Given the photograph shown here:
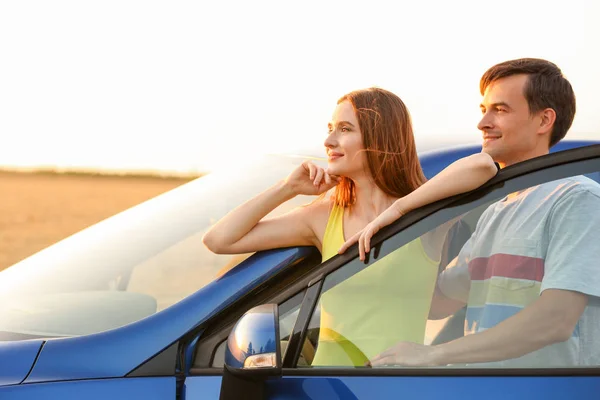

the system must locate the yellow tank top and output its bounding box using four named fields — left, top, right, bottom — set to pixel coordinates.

left=311, top=203, right=439, bottom=366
